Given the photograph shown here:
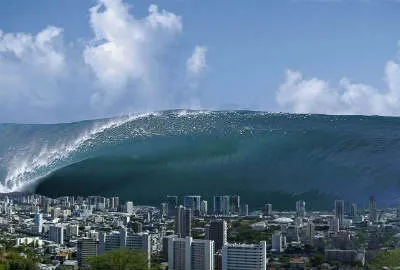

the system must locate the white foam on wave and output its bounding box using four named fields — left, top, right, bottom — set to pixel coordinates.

left=0, top=112, right=159, bottom=193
